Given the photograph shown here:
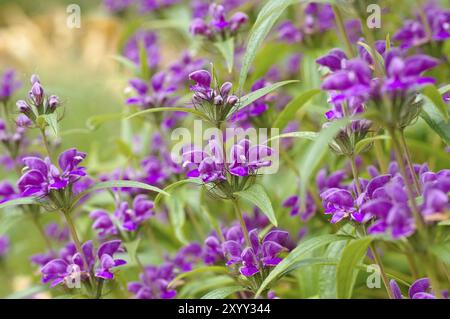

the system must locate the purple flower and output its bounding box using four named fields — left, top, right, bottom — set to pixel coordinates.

left=321, top=188, right=364, bottom=223
left=115, top=195, right=155, bottom=231
left=222, top=228, right=289, bottom=277
left=283, top=193, right=316, bottom=222
left=17, top=148, right=87, bottom=197
left=229, top=139, right=273, bottom=177
left=277, top=21, right=302, bottom=43
left=182, top=138, right=226, bottom=183
left=128, top=263, right=177, bottom=299
left=138, top=0, right=180, bottom=13
left=390, top=278, right=448, bottom=299
left=316, top=168, right=347, bottom=193
left=189, top=4, right=248, bottom=40
left=303, top=3, right=335, bottom=34
left=41, top=240, right=126, bottom=287
left=126, top=72, right=178, bottom=110
left=383, top=50, right=439, bottom=93
left=167, top=52, right=205, bottom=87
left=0, top=235, right=9, bottom=258
left=90, top=210, right=119, bottom=239
left=103, top=0, right=133, bottom=12
left=123, top=30, right=159, bottom=70
left=0, top=181, right=19, bottom=203
left=45, top=223, right=69, bottom=242
left=0, top=69, right=21, bottom=103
